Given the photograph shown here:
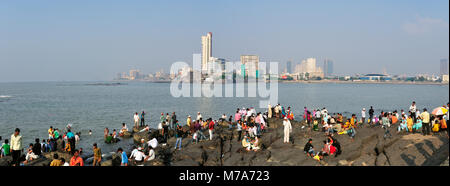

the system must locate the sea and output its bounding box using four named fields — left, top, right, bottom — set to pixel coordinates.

left=0, top=81, right=448, bottom=154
